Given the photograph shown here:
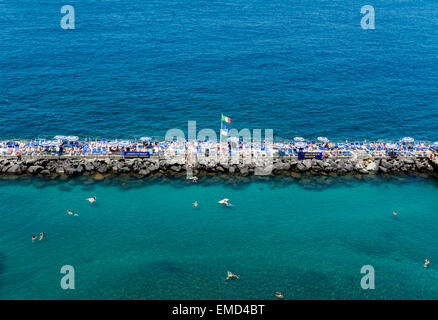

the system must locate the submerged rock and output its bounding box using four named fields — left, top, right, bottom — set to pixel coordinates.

left=92, top=173, right=105, bottom=181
